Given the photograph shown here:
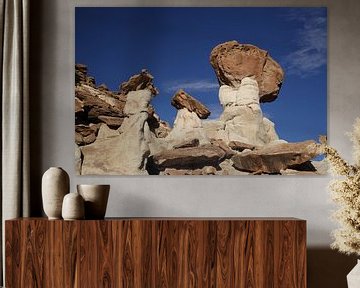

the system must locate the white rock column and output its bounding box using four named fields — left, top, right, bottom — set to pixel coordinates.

left=219, top=77, right=279, bottom=145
